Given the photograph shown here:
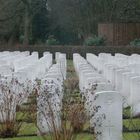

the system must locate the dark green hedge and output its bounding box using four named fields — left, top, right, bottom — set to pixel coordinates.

left=1, top=45, right=140, bottom=59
